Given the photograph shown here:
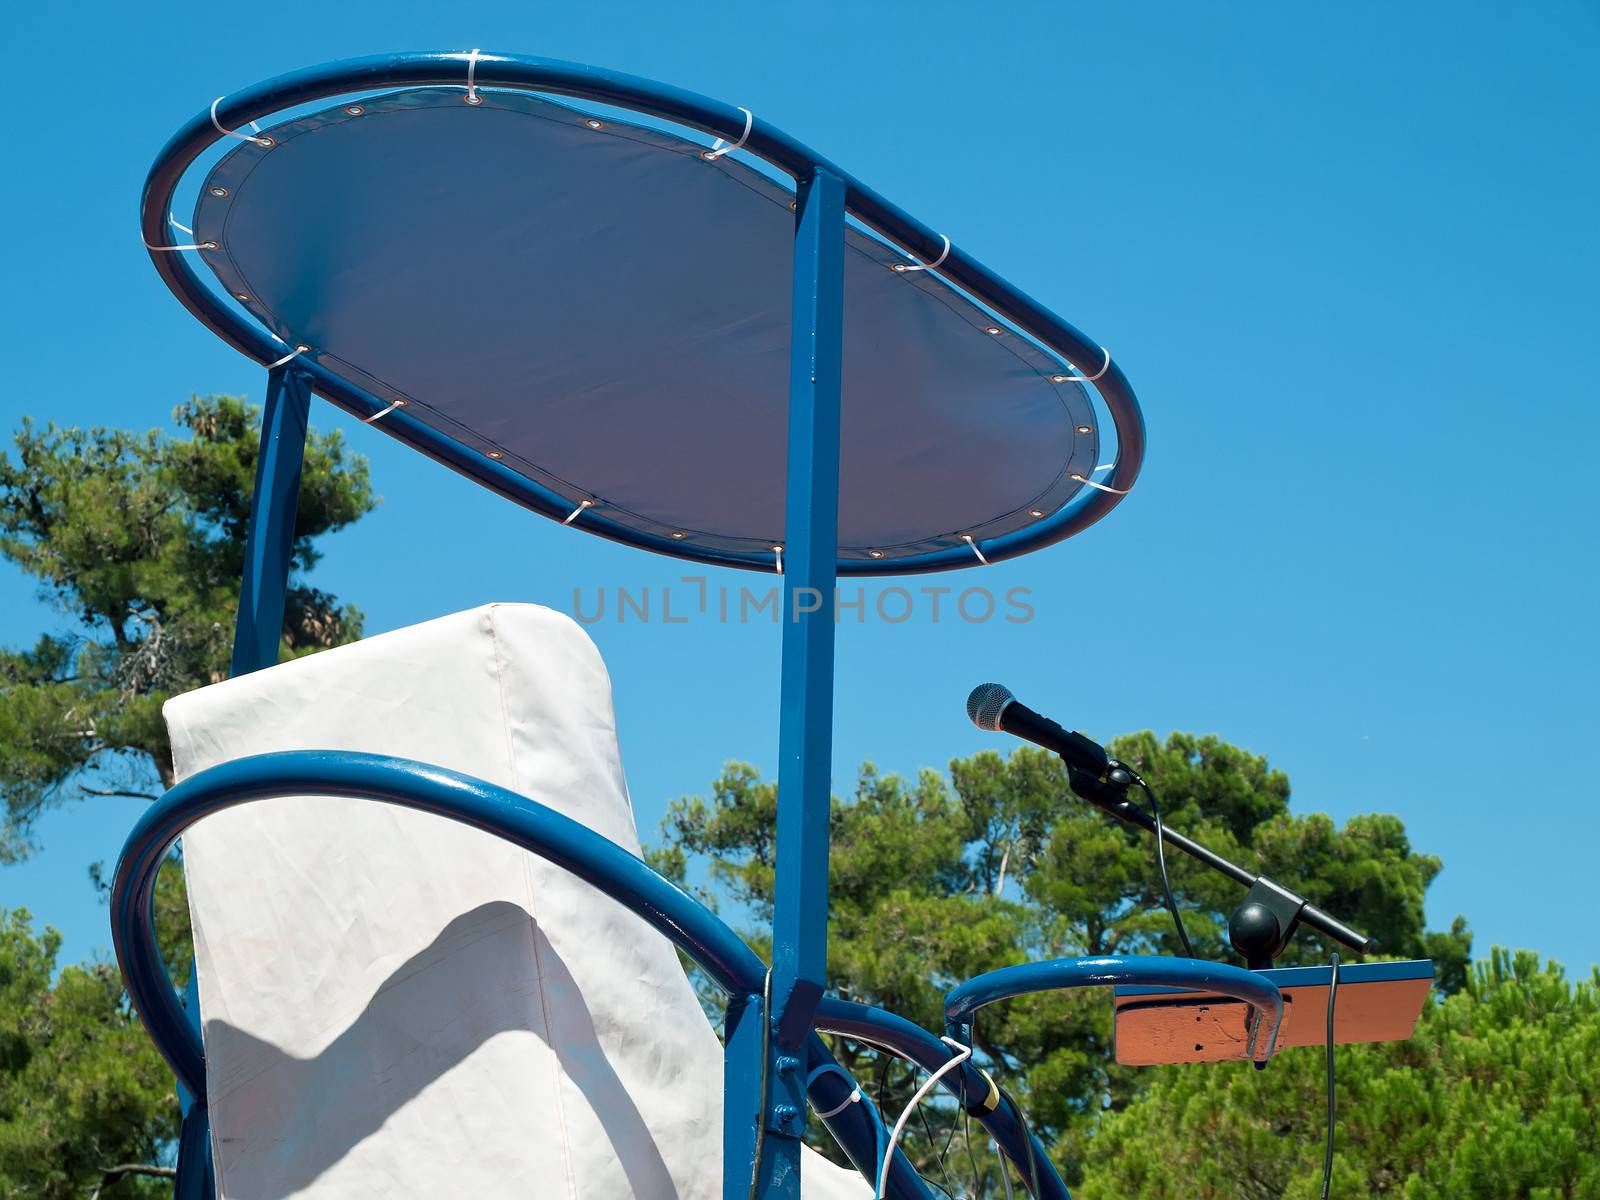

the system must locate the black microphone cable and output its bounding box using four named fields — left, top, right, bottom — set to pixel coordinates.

left=1321, top=953, right=1341, bottom=1200
left=1131, top=773, right=1194, bottom=959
